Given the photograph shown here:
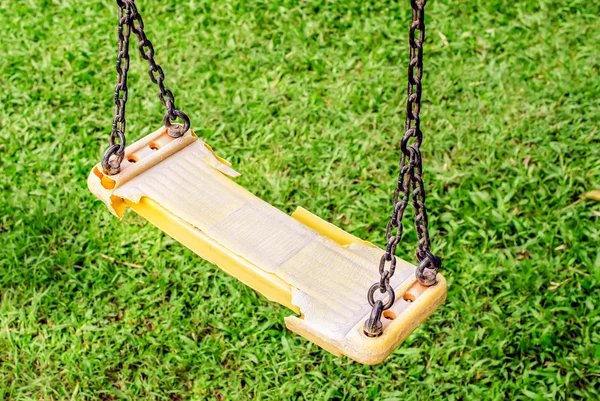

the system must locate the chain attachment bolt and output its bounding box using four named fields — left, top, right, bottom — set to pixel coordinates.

left=364, top=282, right=395, bottom=337
left=364, top=300, right=384, bottom=337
